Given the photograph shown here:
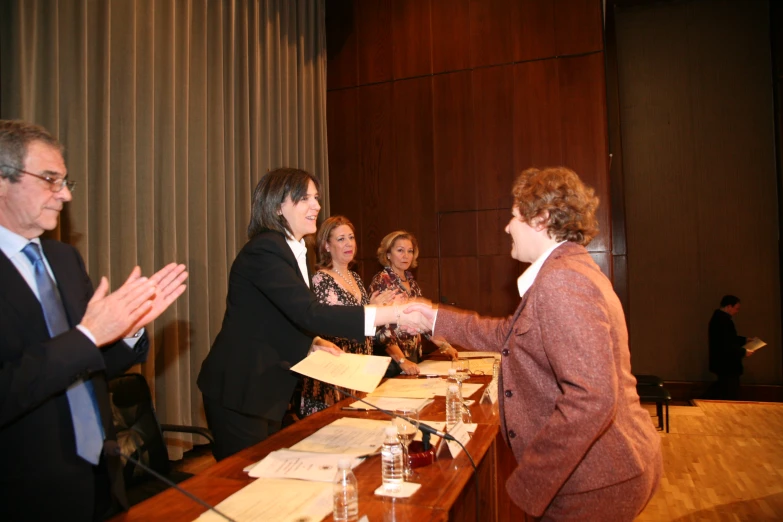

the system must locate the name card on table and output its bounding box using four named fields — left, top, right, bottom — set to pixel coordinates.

left=480, top=381, right=498, bottom=405
left=436, top=421, right=471, bottom=459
